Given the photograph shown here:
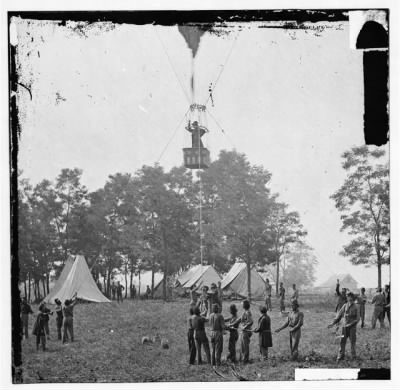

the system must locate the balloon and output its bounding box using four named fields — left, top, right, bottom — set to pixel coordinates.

left=178, top=25, right=206, bottom=58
